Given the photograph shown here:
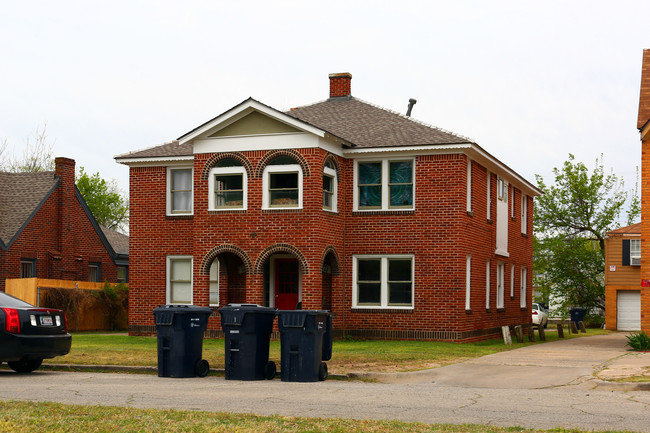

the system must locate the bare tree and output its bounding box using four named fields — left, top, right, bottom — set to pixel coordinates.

left=1, top=124, right=55, bottom=172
